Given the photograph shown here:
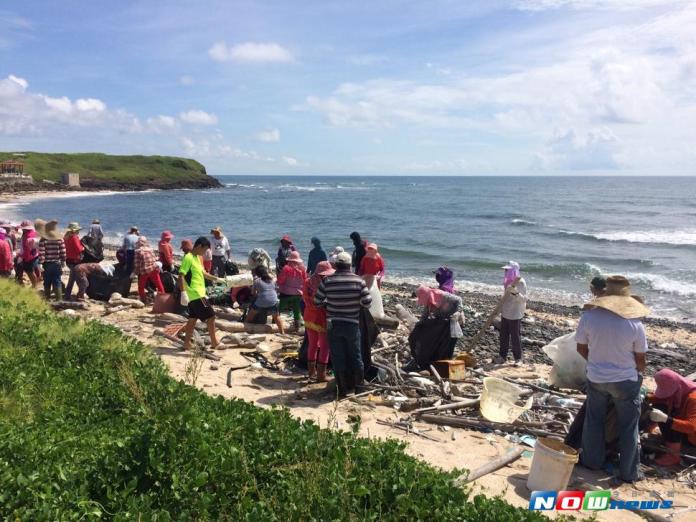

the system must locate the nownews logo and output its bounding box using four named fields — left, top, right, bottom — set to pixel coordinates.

left=529, top=491, right=673, bottom=511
